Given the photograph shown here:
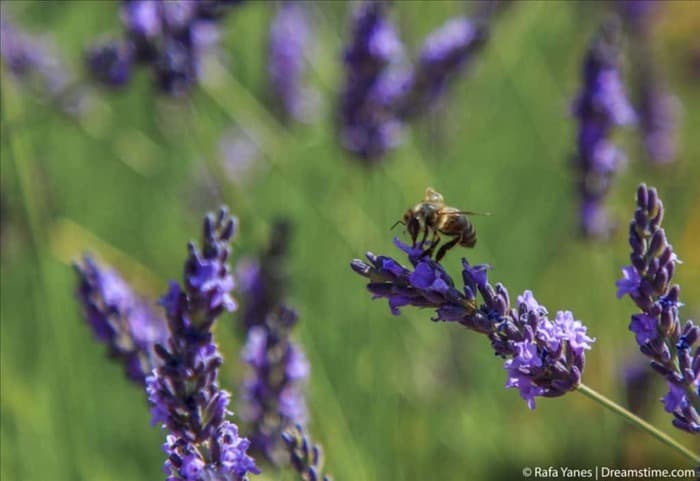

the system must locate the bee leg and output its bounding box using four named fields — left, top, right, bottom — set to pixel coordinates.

left=436, top=235, right=461, bottom=262
left=419, top=223, right=430, bottom=248
left=407, top=218, right=420, bottom=246
left=421, top=231, right=440, bottom=258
